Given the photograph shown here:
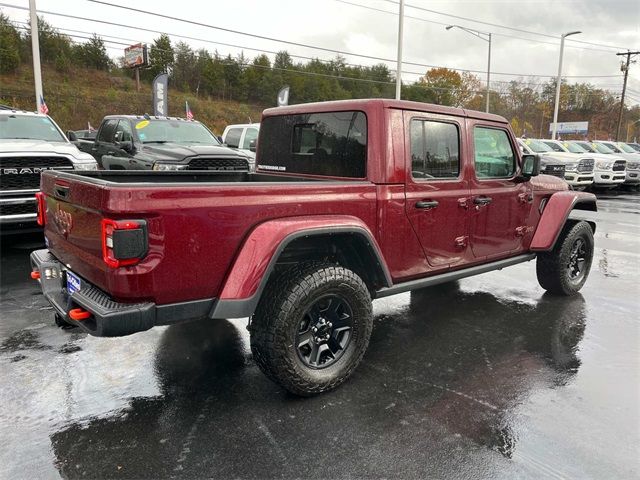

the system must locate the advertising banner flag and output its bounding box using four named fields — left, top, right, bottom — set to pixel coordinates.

left=152, top=73, right=169, bottom=116
left=277, top=86, right=290, bottom=107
